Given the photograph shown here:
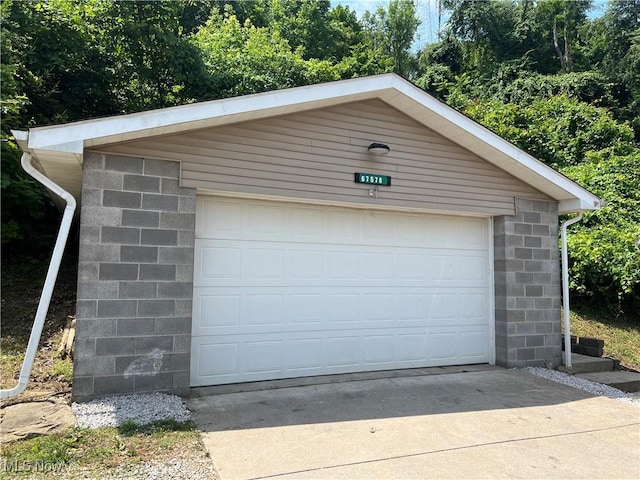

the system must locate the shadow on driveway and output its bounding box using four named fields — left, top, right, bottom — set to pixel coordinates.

left=188, top=367, right=640, bottom=479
